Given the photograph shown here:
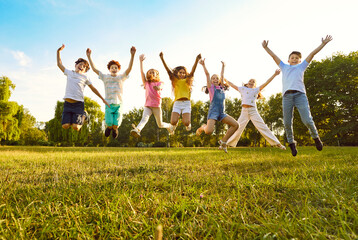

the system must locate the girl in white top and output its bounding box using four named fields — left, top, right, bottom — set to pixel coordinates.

left=226, top=69, right=286, bottom=149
